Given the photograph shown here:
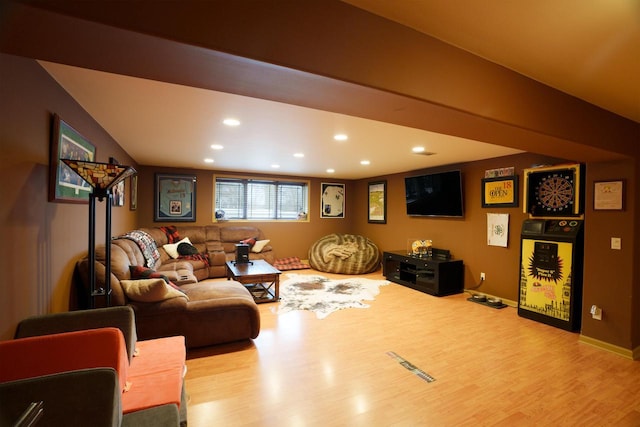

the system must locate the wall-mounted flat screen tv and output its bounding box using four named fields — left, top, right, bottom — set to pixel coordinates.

left=405, top=170, right=464, bottom=217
